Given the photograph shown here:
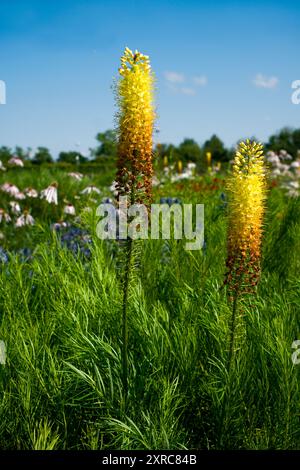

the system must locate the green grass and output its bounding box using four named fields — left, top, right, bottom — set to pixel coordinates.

left=0, top=171, right=300, bottom=449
